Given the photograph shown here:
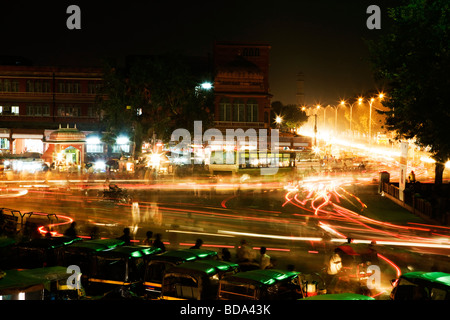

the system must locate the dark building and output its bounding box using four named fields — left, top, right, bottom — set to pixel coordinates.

left=0, top=64, right=103, bottom=155
left=213, top=41, right=272, bottom=133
